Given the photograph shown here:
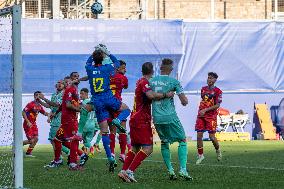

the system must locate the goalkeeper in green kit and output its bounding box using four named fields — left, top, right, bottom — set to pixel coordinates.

left=150, top=58, right=193, bottom=181
left=78, top=88, right=100, bottom=156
